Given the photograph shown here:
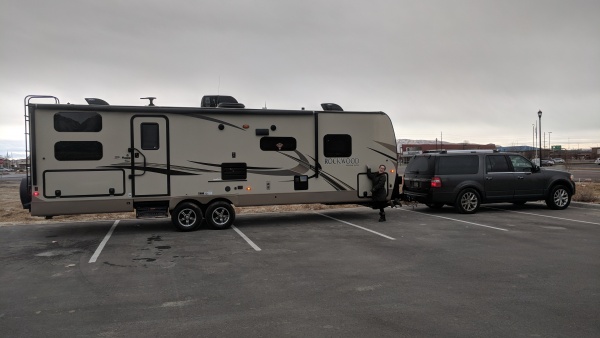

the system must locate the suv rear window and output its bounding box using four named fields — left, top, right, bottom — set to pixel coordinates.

left=406, top=155, right=435, bottom=175
left=437, top=155, right=479, bottom=175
